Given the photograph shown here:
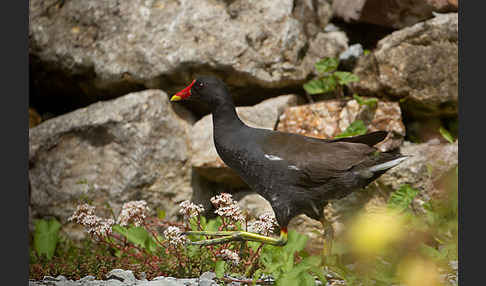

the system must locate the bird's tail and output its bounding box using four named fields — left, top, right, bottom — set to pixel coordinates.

left=367, top=155, right=409, bottom=173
